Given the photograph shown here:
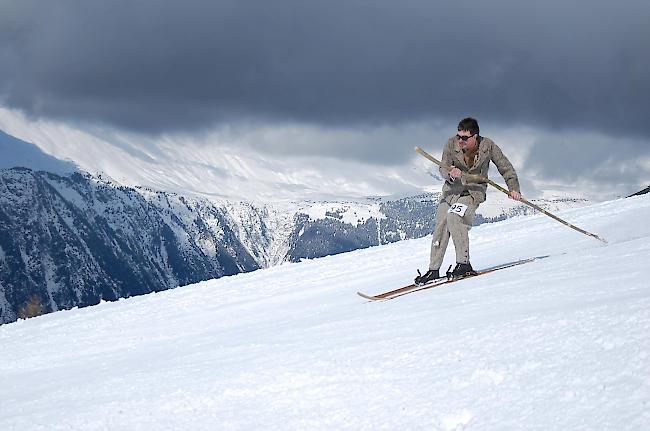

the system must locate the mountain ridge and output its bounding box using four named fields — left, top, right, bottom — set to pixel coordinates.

left=0, top=166, right=591, bottom=324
